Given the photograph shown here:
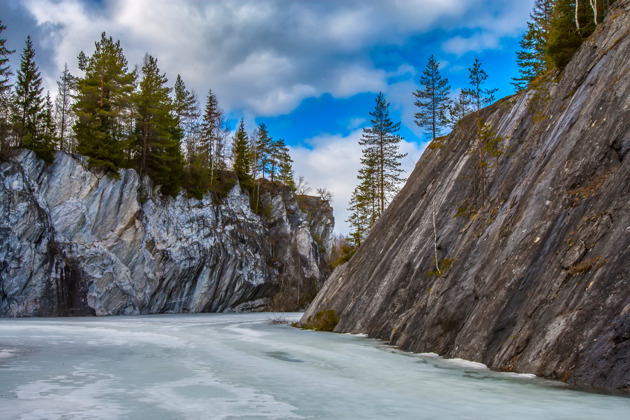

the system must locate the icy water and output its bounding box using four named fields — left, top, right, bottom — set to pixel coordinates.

left=0, top=313, right=628, bottom=419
